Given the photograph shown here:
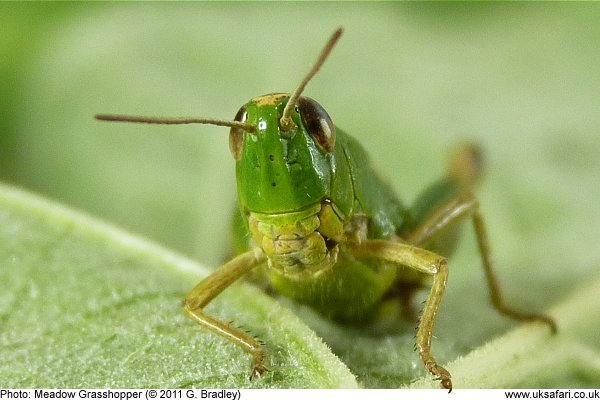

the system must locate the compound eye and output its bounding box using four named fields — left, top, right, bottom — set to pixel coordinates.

left=229, top=105, right=247, bottom=160
left=298, top=97, right=336, bottom=153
